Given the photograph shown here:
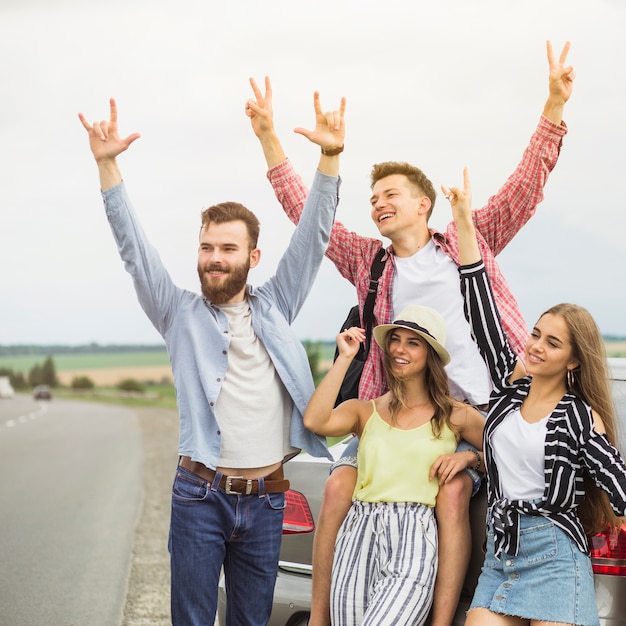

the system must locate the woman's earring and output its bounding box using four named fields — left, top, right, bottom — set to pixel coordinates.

left=567, top=368, right=575, bottom=389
